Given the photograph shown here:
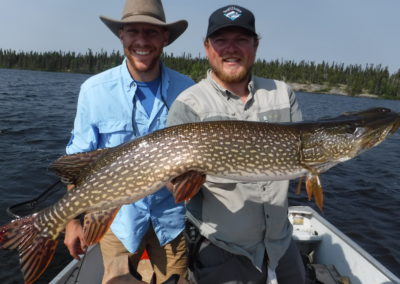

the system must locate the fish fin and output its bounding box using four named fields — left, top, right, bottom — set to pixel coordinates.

left=305, top=176, right=314, bottom=201
left=82, top=208, right=120, bottom=245
left=295, top=176, right=304, bottom=195
left=49, top=148, right=109, bottom=184
left=170, top=171, right=206, bottom=203
left=306, top=174, right=324, bottom=212
left=0, top=215, right=58, bottom=284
